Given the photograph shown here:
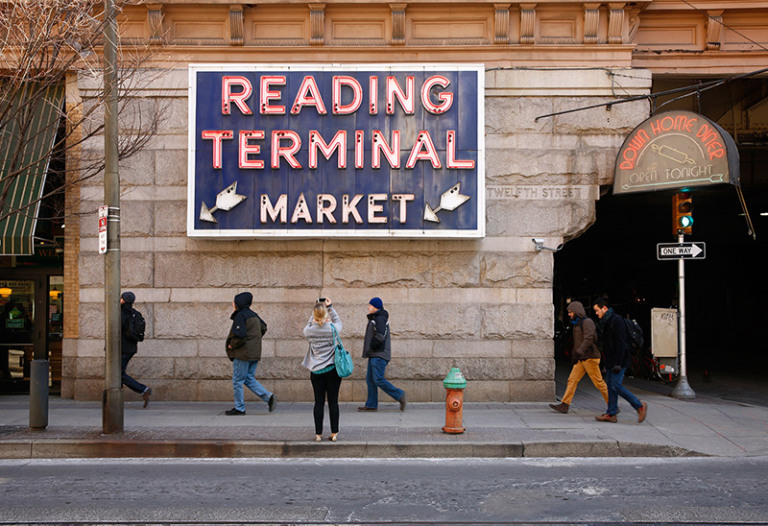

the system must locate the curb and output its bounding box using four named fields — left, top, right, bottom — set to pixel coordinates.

left=0, top=439, right=703, bottom=459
